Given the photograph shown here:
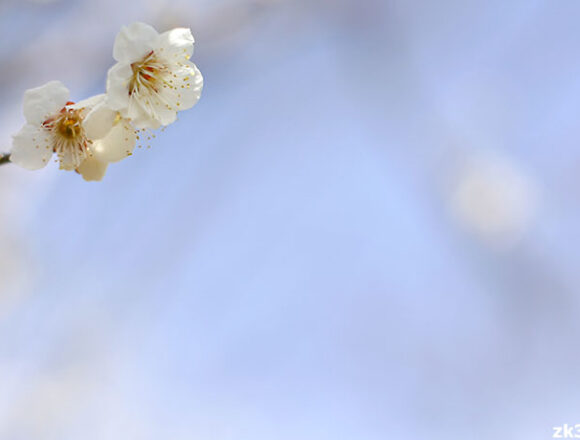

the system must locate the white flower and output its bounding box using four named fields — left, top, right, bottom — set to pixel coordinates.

left=11, top=81, right=137, bottom=181
left=106, top=22, right=203, bottom=129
